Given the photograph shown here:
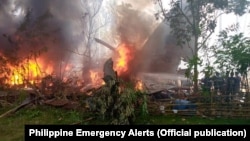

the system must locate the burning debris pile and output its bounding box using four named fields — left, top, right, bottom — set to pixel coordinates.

left=0, top=0, right=195, bottom=120
left=0, top=0, right=82, bottom=88
left=0, top=0, right=190, bottom=91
